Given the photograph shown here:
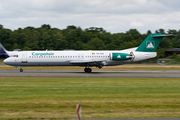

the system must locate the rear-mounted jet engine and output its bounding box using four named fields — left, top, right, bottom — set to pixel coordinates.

left=110, top=52, right=135, bottom=62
